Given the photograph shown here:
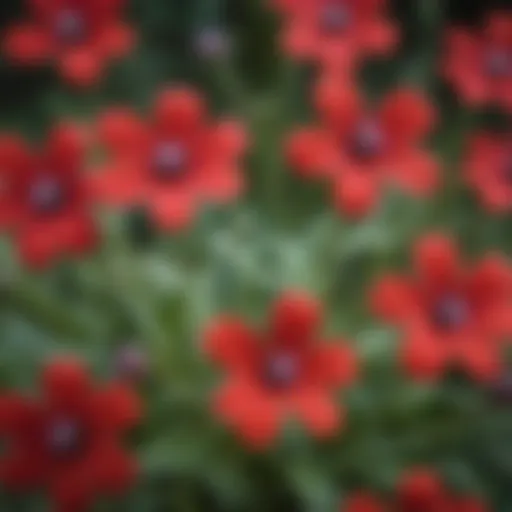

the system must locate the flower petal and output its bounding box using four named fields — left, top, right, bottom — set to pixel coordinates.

left=309, top=342, right=358, bottom=388
left=379, top=88, right=436, bottom=146
left=413, top=233, right=460, bottom=284
left=333, top=173, right=379, bottom=218
left=3, top=24, right=53, bottom=65
left=291, top=388, right=341, bottom=438
left=60, top=49, right=103, bottom=88
left=154, top=88, right=206, bottom=134
left=203, top=316, right=259, bottom=372
left=370, top=274, right=417, bottom=322
left=270, top=290, right=322, bottom=347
